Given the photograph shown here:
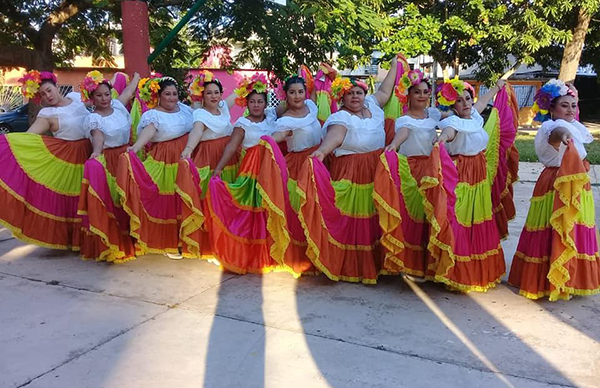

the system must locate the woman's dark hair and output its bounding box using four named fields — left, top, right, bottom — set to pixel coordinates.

left=204, top=79, right=223, bottom=93
left=284, top=76, right=305, bottom=92
left=40, top=79, right=57, bottom=87
left=158, top=78, right=178, bottom=95
left=93, top=81, right=113, bottom=93
left=247, top=90, right=267, bottom=101
left=408, top=78, right=432, bottom=94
